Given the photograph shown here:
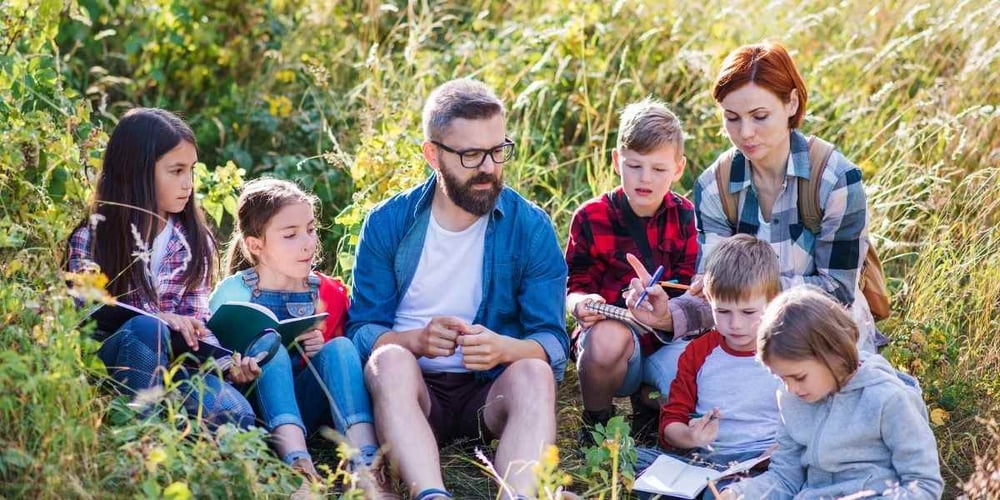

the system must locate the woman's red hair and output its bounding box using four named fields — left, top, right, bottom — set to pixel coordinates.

left=713, top=42, right=808, bottom=129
